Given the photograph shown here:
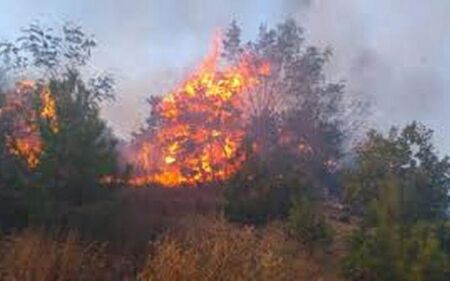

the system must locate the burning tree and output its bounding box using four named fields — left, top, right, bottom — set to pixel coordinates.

left=0, top=81, right=58, bottom=169
left=128, top=37, right=272, bottom=187
left=128, top=19, right=353, bottom=194
left=222, top=19, right=350, bottom=223
left=227, top=19, right=345, bottom=181
left=0, top=23, right=118, bottom=229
